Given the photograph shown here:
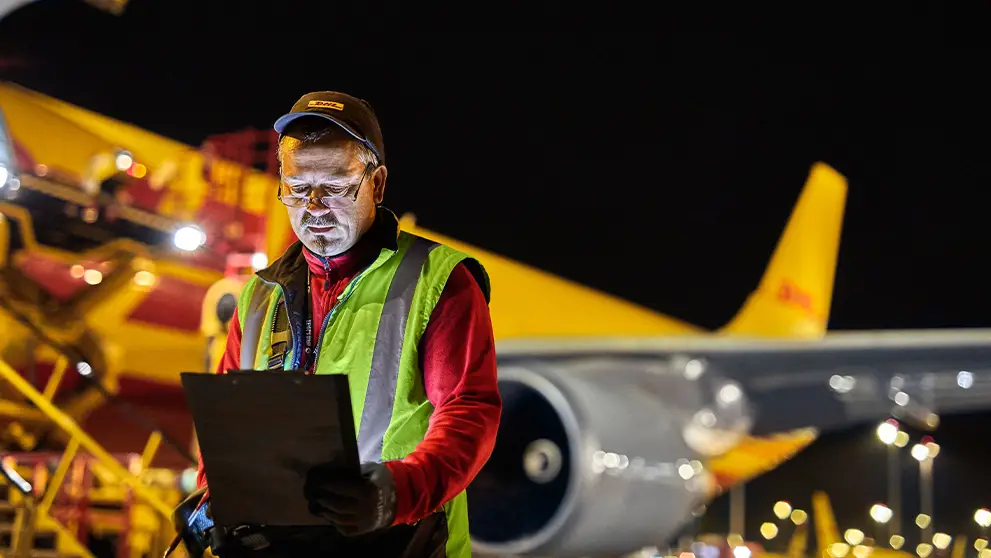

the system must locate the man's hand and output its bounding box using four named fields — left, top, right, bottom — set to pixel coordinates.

left=304, top=462, right=397, bottom=536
